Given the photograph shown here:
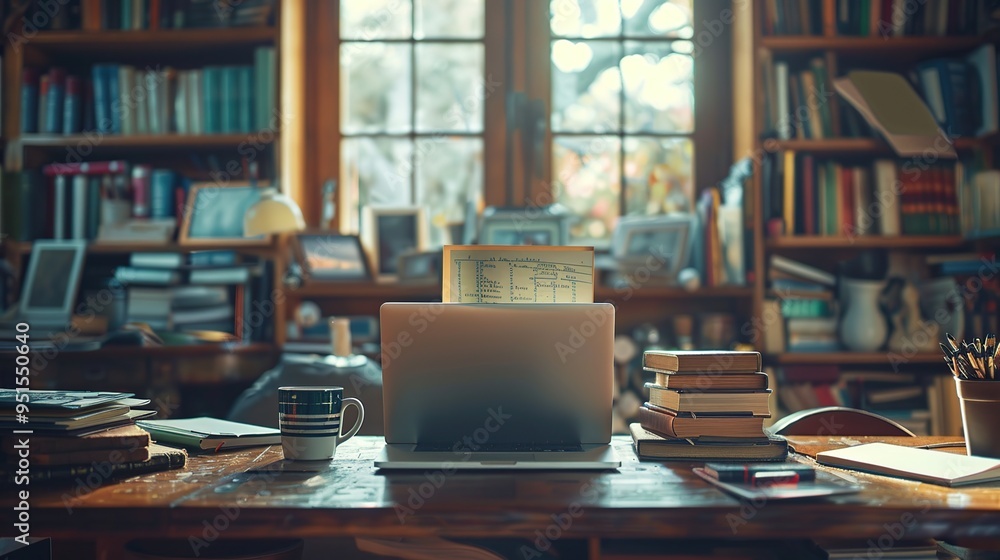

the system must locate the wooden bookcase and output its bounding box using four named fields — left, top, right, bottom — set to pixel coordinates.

left=744, top=0, right=1000, bottom=433
left=0, top=1, right=289, bottom=416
